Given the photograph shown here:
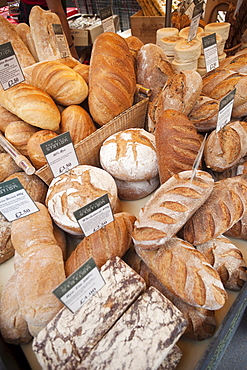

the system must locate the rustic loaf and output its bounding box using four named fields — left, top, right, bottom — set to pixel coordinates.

left=188, top=96, right=219, bottom=133
left=0, top=105, right=21, bottom=133
left=27, top=129, right=58, bottom=169
left=202, top=68, right=235, bottom=96
left=114, top=175, right=160, bottom=201
left=88, top=32, right=136, bottom=126
left=181, top=175, right=247, bottom=245
left=0, top=153, right=22, bottom=182
left=0, top=213, right=13, bottom=264
left=225, top=211, right=247, bottom=240
left=4, top=121, right=38, bottom=157
left=155, top=109, right=204, bottom=184
left=135, top=237, right=227, bottom=310
left=132, top=170, right=214, bottom=250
